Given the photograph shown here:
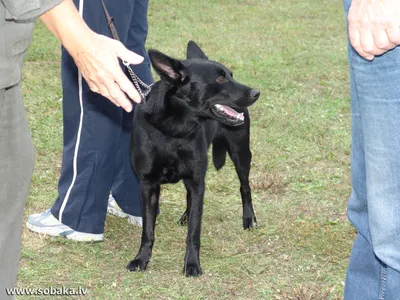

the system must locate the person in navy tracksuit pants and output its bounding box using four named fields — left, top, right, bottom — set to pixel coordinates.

left=28, top=0, right=153, bottom=237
